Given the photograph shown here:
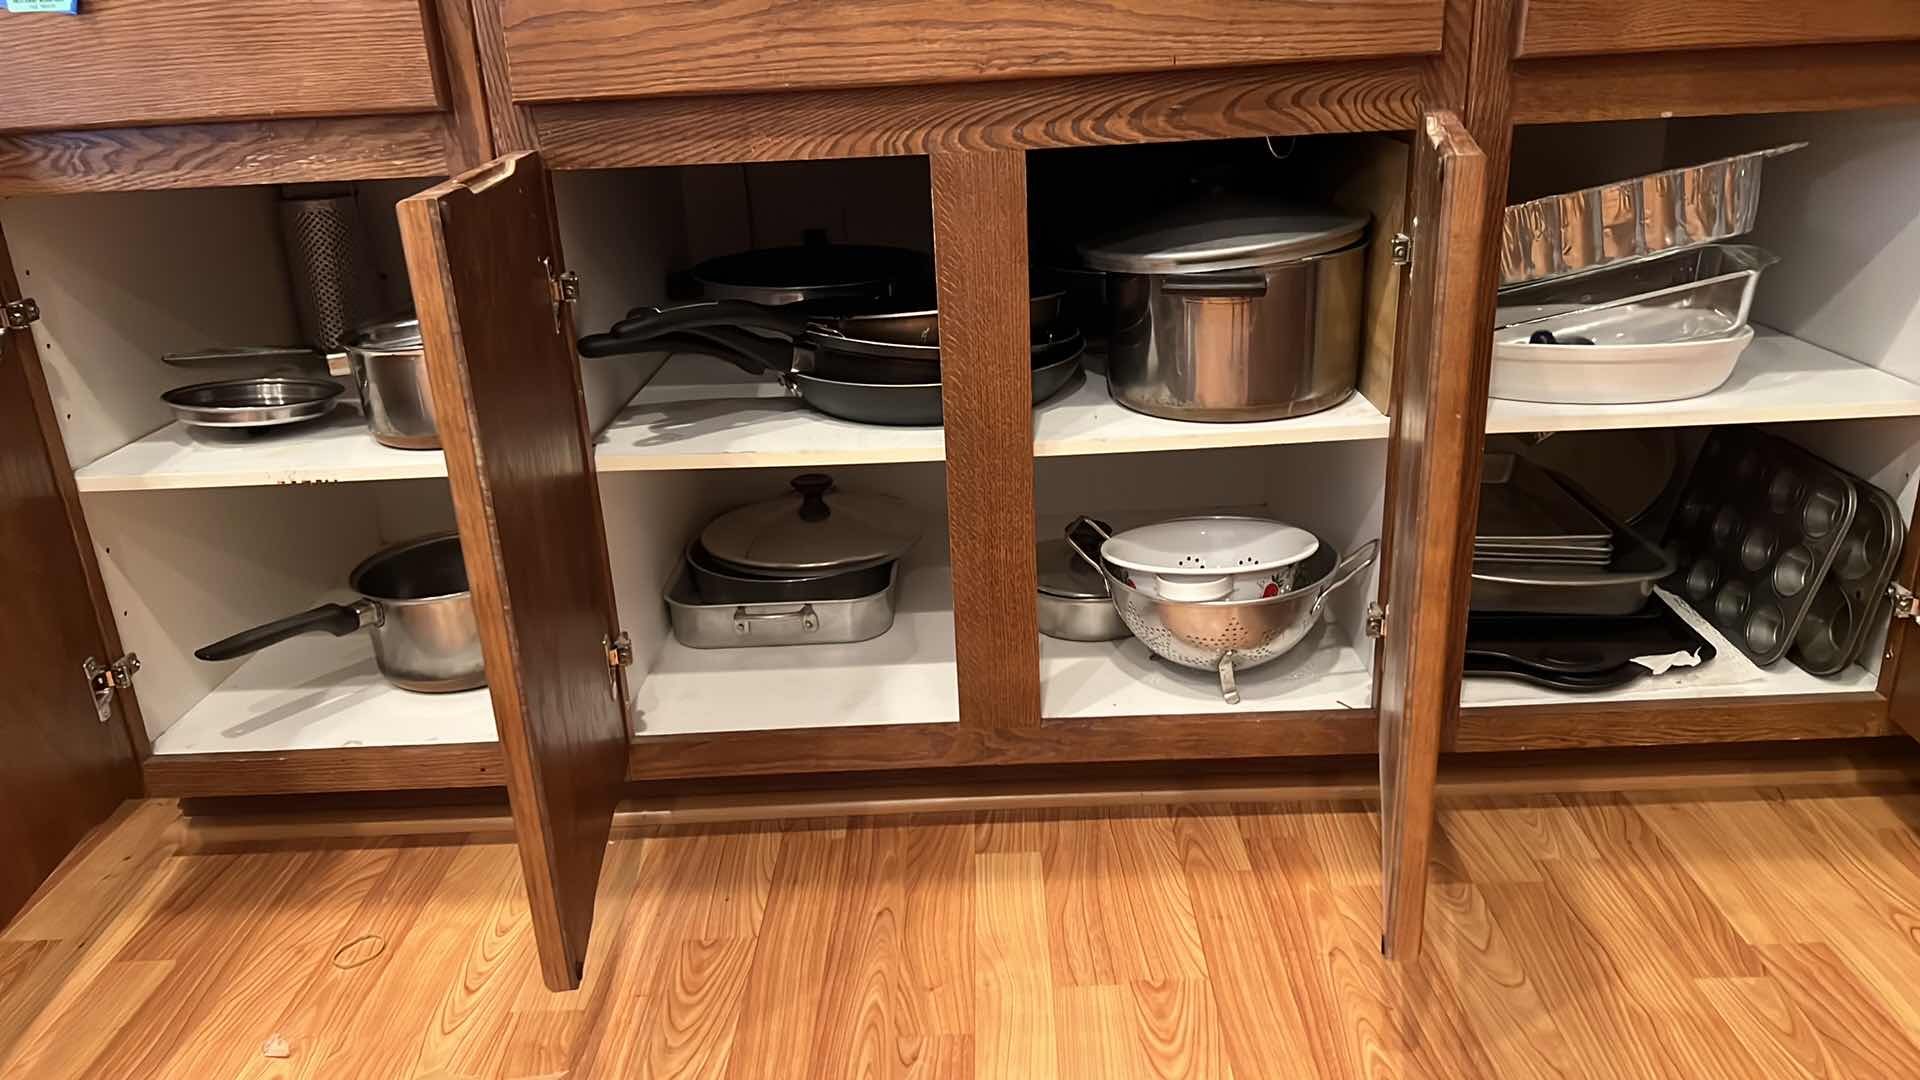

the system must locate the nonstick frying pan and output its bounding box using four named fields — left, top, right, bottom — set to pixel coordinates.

left=599, top=326, right=1084, bottom=426
left=606, top=292, right=1069, bottom=350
